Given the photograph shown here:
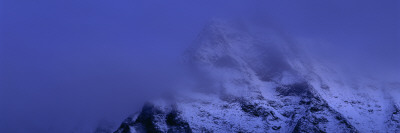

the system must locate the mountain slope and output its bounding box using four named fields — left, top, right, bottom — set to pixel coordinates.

left=114, top=20, right=400, bottom=133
